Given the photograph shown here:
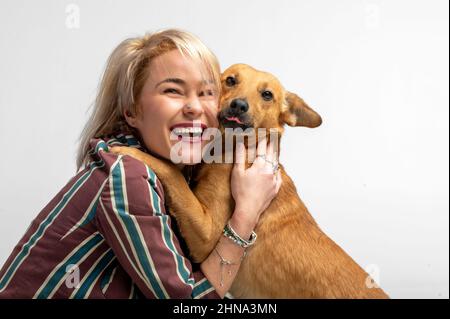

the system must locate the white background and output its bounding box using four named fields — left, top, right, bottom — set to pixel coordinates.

left=0, top=0, right=448, bottom=298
